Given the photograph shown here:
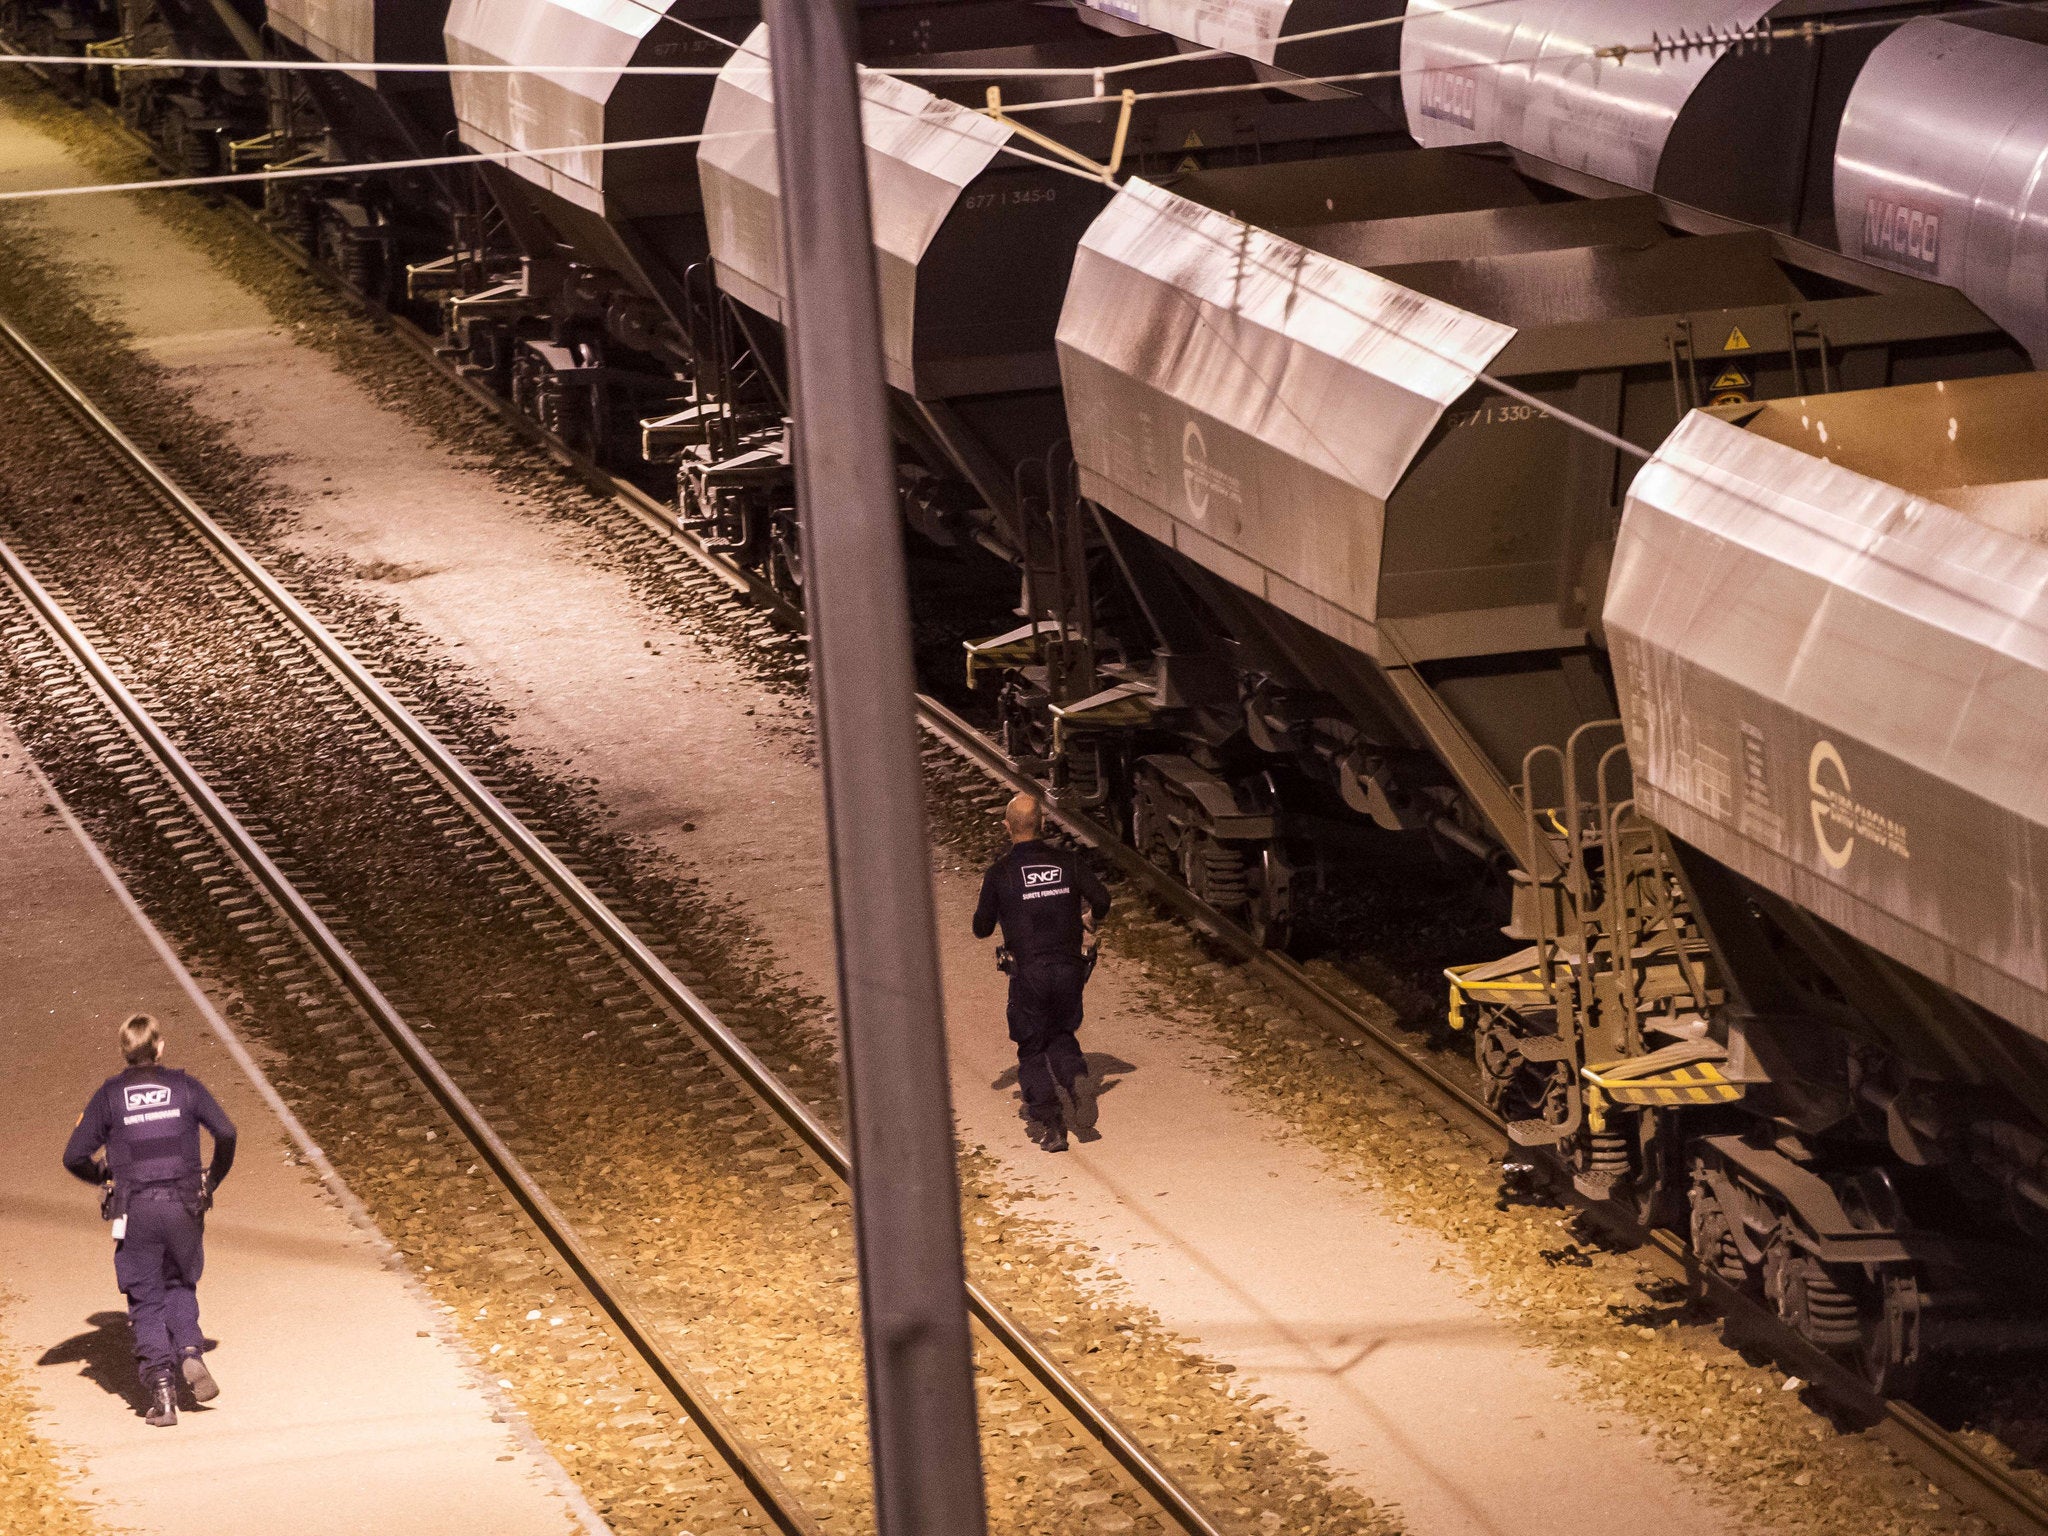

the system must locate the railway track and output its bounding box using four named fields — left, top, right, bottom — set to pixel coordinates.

left=0, top=466, right=812, bottom=1536
left=285, top=257, right=2048, bottom=1533
left=0, top=316, right=1236, bottom=1534
left=4, top=76, right=2047, bottom=1533
left=148, top=194, right=2048, bottom=1535
left=221, top=215, right=2048, bottom=1536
